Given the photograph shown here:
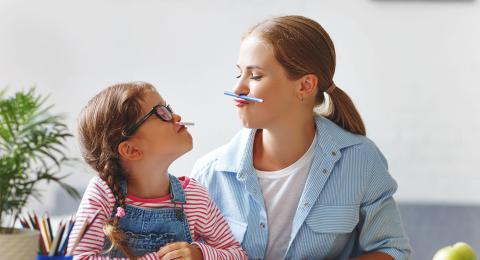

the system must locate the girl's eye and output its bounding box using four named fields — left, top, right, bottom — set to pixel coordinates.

left=236, top=74, right=241, bottom=79
left=251, top=75, right=263, bottom=81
